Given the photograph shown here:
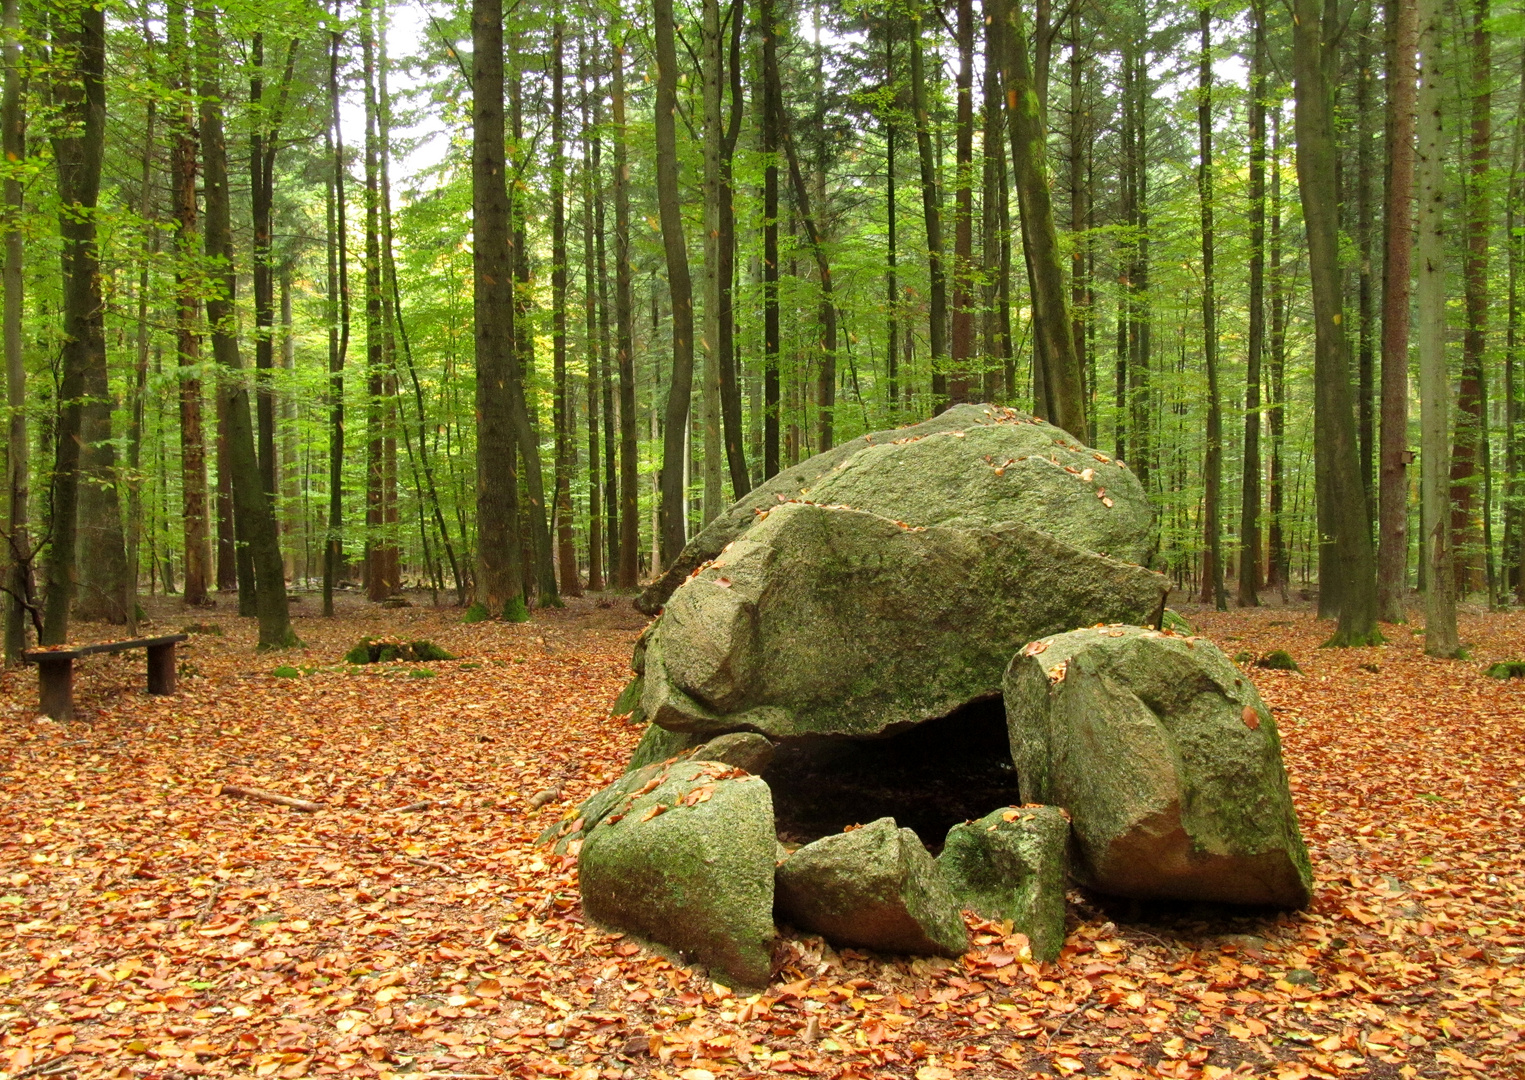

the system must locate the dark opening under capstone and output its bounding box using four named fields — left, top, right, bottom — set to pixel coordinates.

left=760, top=695, right=1023, bottom=851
